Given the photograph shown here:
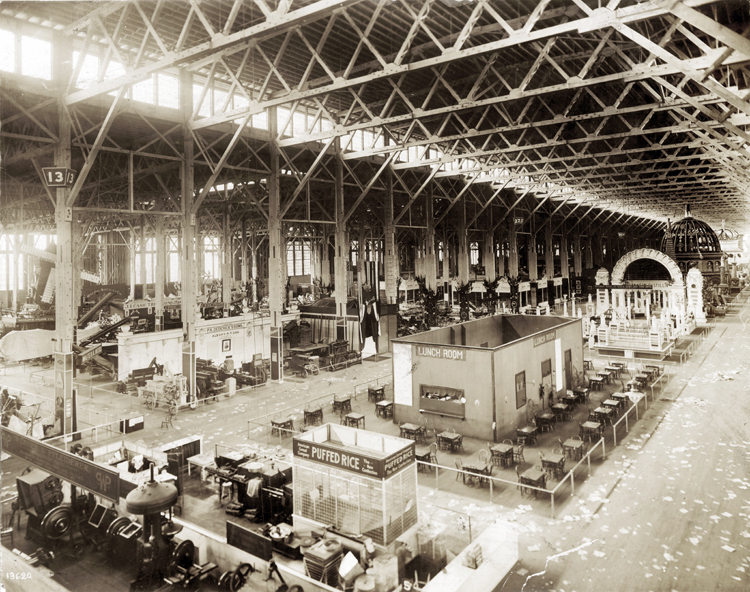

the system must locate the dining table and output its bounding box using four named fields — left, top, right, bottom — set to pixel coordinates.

left=344, top=412, right=366, bottom=429
left=464, top=462, right=491, bottom=486
left=602, top=398, right=621, bottom=412
left=303, top=407, right=324, bottom=426
left=490, top=443, right=514, bottom=467
left=516, top=425, right=538, bottom=445
left=604, top=365, right=621, bottom=379
left=415, top=447, right=433, bottom=471
left=562, top=438, right=585, bottom=460
left=593, top=406, right=615, bottom=425
left=519, top=467, right=547, bottom=497
left=635, top=373, right=650, bottom=386
left=561, top=393, right=578, bottom=409
left=644, top=364, right=661, bottom=378
left=375, top=399, right=393, bottom=418
left=580, top=420, right=603, bottom=442
left=271, top=418, right=294, bottom=436
left=541, top=452, right=565, bottom=480
left=611, top=392, right=630, bottom=407
left=583, top=359, right=594, bottom=370
left=589, top=377, right=604, bottom=391
left=572, top=387, right=590, bottom=403
left=400, top=423, right=422, bottom=441
left=332, top=395, right=352, bottom=414
left=551, top=403, right=569, bottom=421
left=437, top=431, right=462, bottom=452
left=536, top=412, right=556, bottom=432
left=367, top=386, right=385, bottom=402
left=597, top=370, right=612, bottom=384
